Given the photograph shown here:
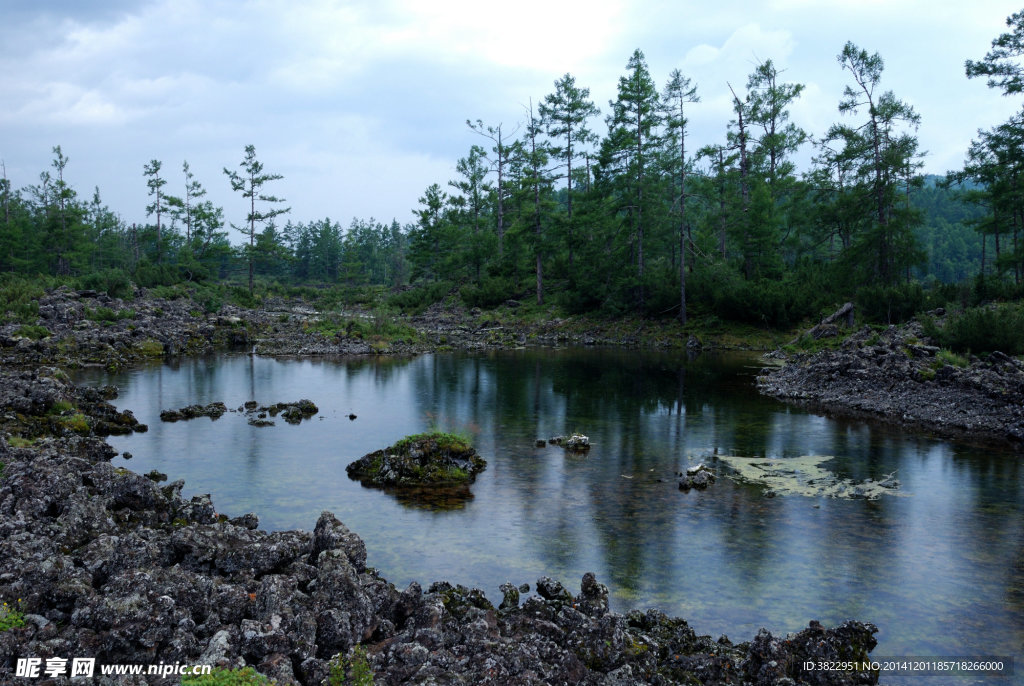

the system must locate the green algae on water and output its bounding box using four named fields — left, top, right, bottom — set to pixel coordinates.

left=717, top=454, right=904, bottom=499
